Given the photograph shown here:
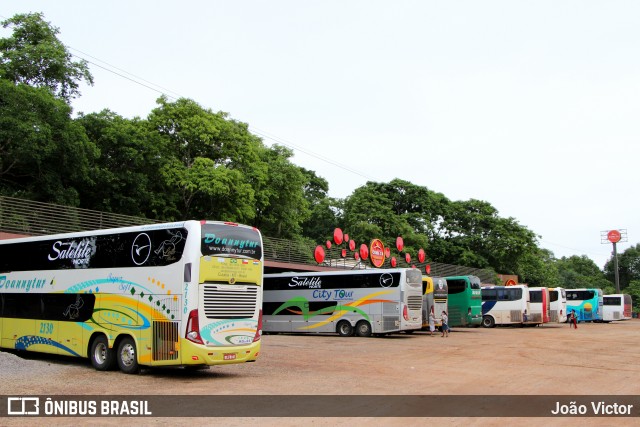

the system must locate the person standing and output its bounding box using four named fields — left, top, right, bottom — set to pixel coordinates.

left=441, top=311, right=449, bottom=337
left=569, top=310, right=578, bottom=329
left=428, top=310, right=436, bottom=336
